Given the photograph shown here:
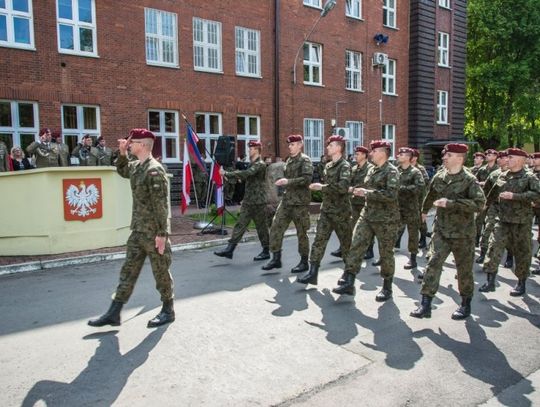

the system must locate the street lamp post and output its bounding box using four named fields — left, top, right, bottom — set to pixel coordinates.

left=292, top=0, right=337, bottom=84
